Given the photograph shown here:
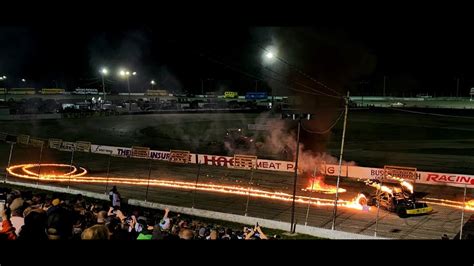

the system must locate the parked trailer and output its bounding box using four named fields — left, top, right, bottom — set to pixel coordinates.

left=8, top=88, right=36, bottom=95
left=40, top=88, right=65, bottom=94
